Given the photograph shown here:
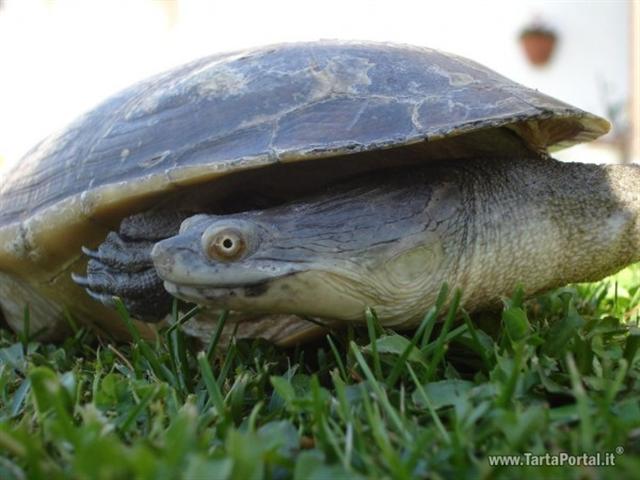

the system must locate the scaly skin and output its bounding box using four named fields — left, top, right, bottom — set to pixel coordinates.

left=146, top=154, right=640, bottom=328
left=454, top=155, right=640, bottom=315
